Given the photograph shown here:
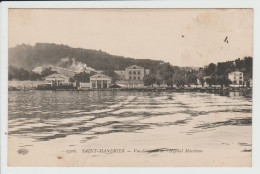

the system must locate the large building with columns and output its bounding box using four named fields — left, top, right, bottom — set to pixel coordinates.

left=90, top=74, right=112, bottom=89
